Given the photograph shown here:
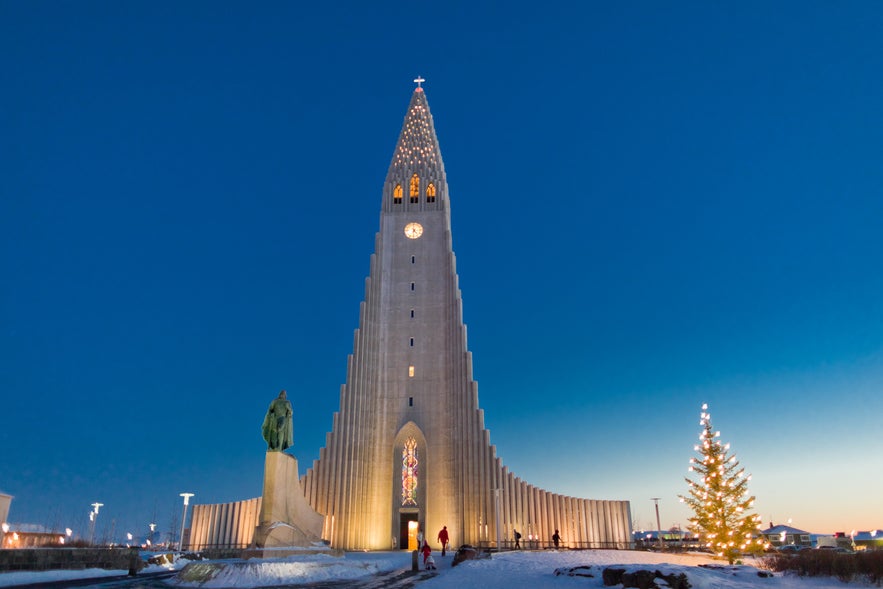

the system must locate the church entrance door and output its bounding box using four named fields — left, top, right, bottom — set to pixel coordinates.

left=399, top=512, right=419, bottom=550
